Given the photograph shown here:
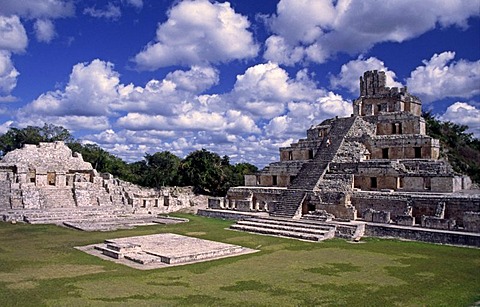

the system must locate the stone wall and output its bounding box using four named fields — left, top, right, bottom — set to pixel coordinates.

left=351, top=191, right=480, bottom=229
left=464, top=212, right=480, bottom=232
left=365, top=224, right=480, bottom=247
left=363, top=208, right=391, bottom=223
left=224, top=187, right=283, bottom=212
left=421, top=216, right=455, bottom=230
left=197, top=209, right=257, bottom=220
left=367, top=135, right=440, bottom=160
